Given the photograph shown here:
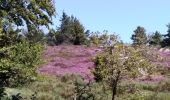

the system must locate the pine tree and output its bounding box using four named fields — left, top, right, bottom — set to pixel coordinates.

left=131, top=26, right=147, bottom=46
left=57, top=12, right=86, bottom=45
left=71, top=17, right=86, bottom=45
left=161, top=24, right=170, bottom=47
left=149, top=31, right=162, bottom=46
